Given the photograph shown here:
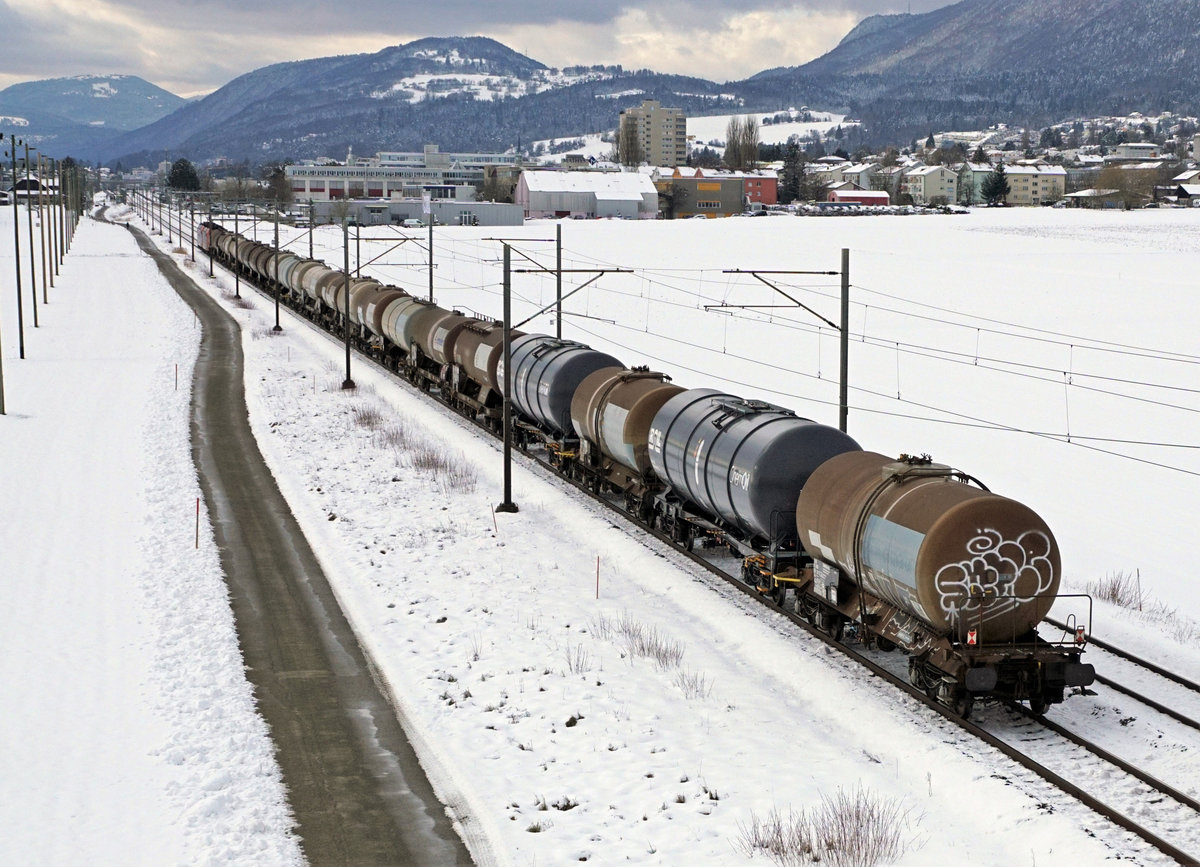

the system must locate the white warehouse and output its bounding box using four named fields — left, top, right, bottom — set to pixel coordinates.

left=515, top=170, right=659, bottom=219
